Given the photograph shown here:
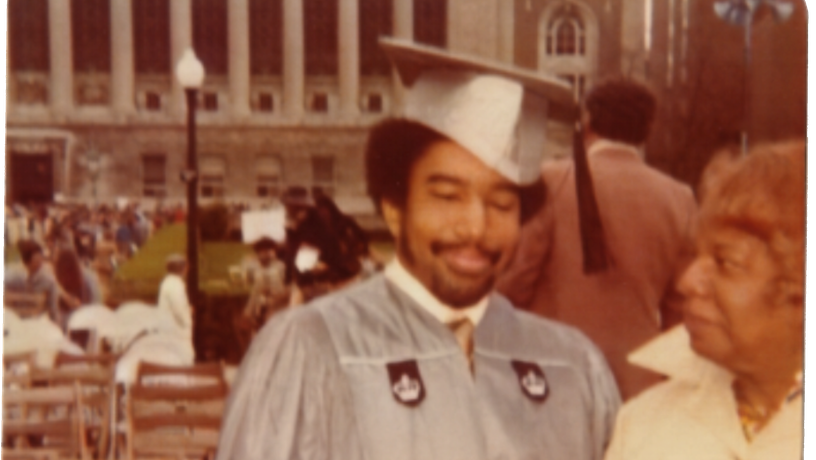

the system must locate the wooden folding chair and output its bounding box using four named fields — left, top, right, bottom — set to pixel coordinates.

left=32, top=364, right=116, bottom=460
left=2, top=382, right=90, bottom=460
left=4, top=351, right=38, bottom=389
left=54, top=351, right=119, bottom=370
left=0, top=449, right=60, bottom=460
left=124, top=362, right=228, bottom=460
left=4, top=291, right=48, bottom=319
